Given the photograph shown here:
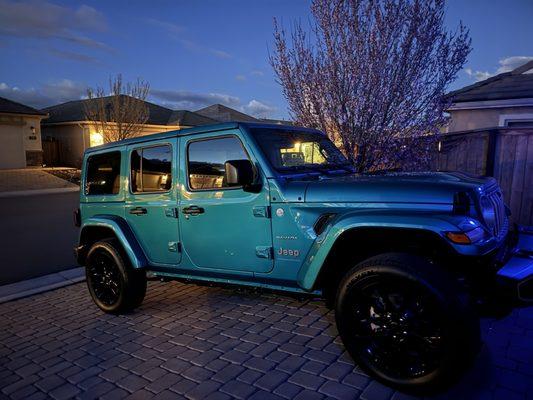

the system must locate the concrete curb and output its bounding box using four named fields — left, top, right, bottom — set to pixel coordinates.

left=0, top=267, right=85, bottom=304
left=0, top=187, right=79, bottom=198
